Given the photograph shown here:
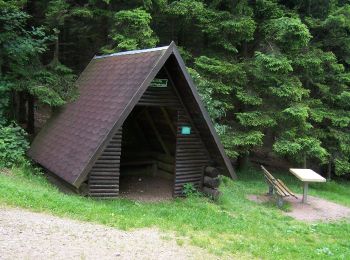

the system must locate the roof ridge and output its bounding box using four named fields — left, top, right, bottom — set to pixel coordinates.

left=94, top=45, right=169, bottom=59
